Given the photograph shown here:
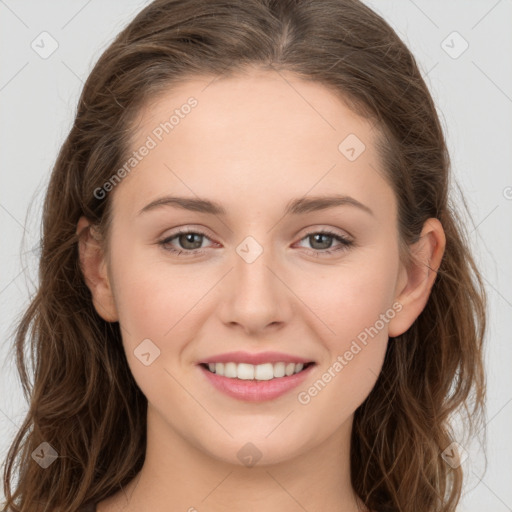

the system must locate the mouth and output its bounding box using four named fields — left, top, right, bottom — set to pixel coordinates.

left=199, top=361, right=315, bottom=381
left=197, top=351, right=317, bottom=401
left=198, top=359, right=316, bottom=402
